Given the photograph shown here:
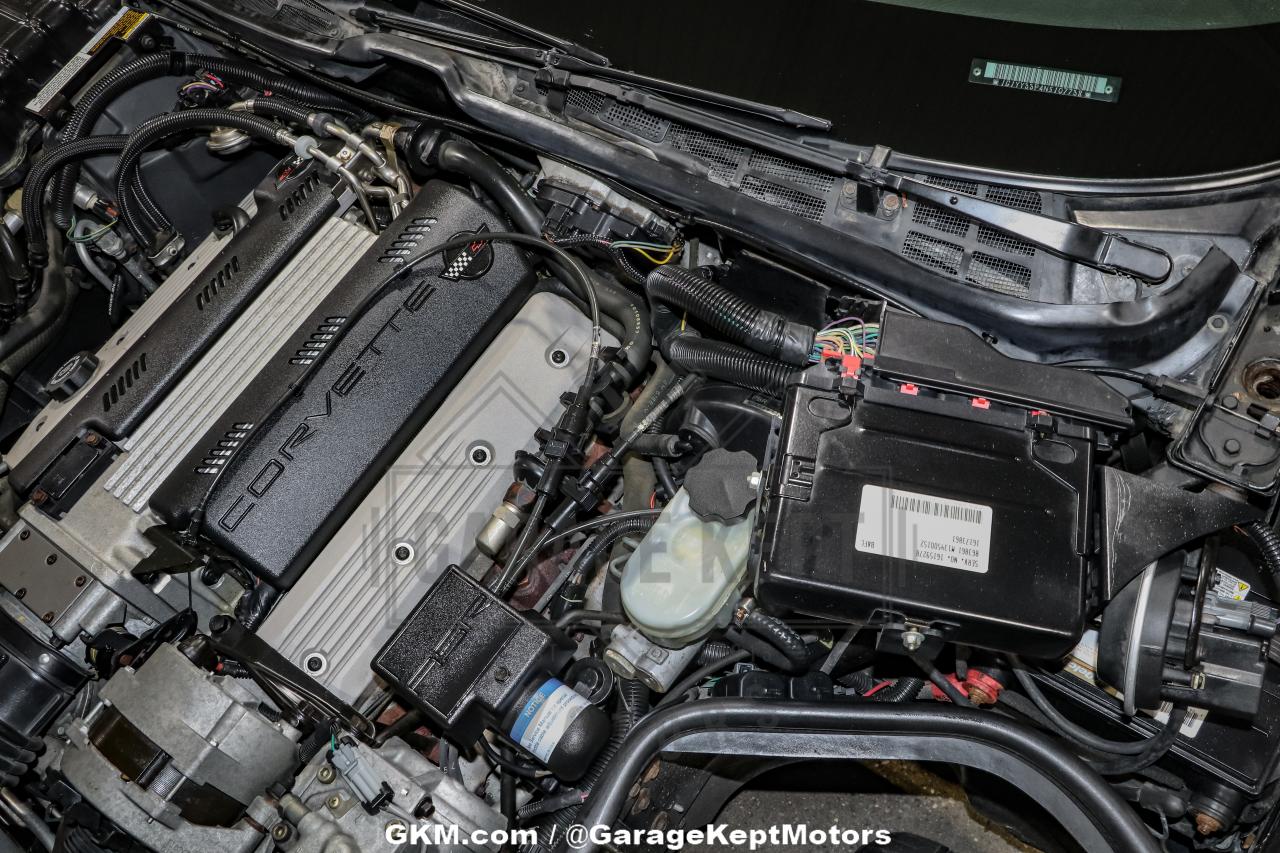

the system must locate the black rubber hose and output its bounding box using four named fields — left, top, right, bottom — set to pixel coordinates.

left=667, top=334, right=794, bottom=397
left=21, top=135, right=129, bottom=269
left=49, top=51, right=357, bottom=232
left=651, top=456, right=679, bottom=498
left=1009, top=659, right=1161, bottom=756
left=0, top=248, right=73, bottom=362
left=433, top=139, right=652, bottom=383
left=646, top=265, right=814, bottom=365
left=741, top=611, right=810, bottom=672
left=113, top=109, right=289, bottom=249
left=529, top=679, right=649, bottom=852
left=574, top=699, right=1160, bottom=853
left=1242, top=520, right=1280, bottom=595
left=556, top=516, right=656, bottom=620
